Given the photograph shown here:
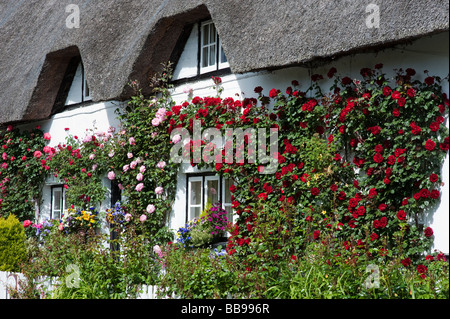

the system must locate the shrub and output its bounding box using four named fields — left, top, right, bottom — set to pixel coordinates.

left=0, top=214, right=27, bottom=272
